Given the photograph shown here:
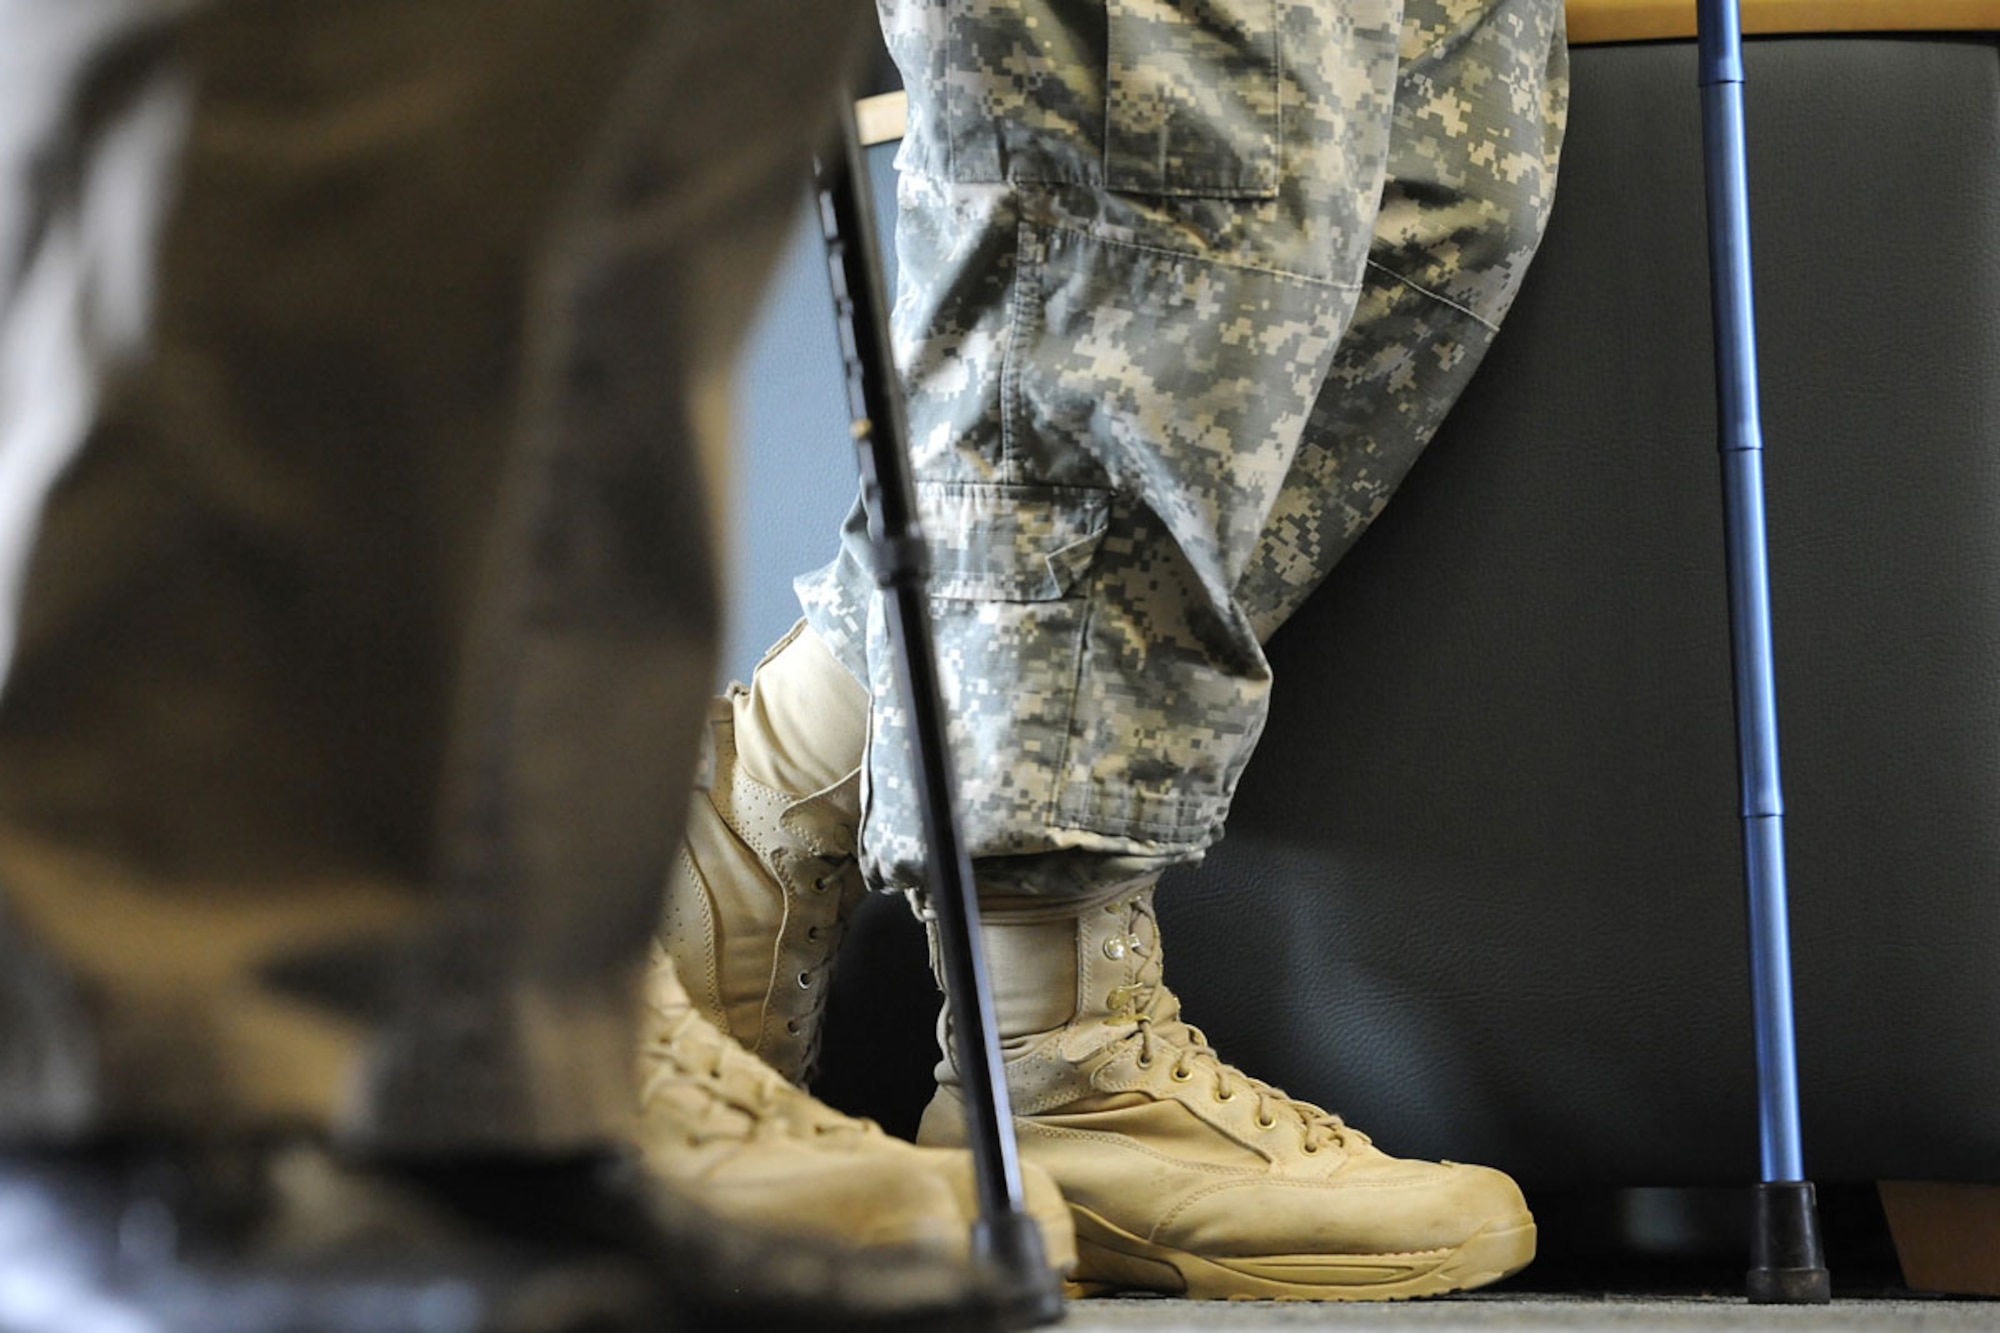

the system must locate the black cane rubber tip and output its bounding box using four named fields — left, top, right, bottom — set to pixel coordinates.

left=973, top=1212, right=1066, bottom=1327
left=1747, top=1180, right=1832, bottom=1304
